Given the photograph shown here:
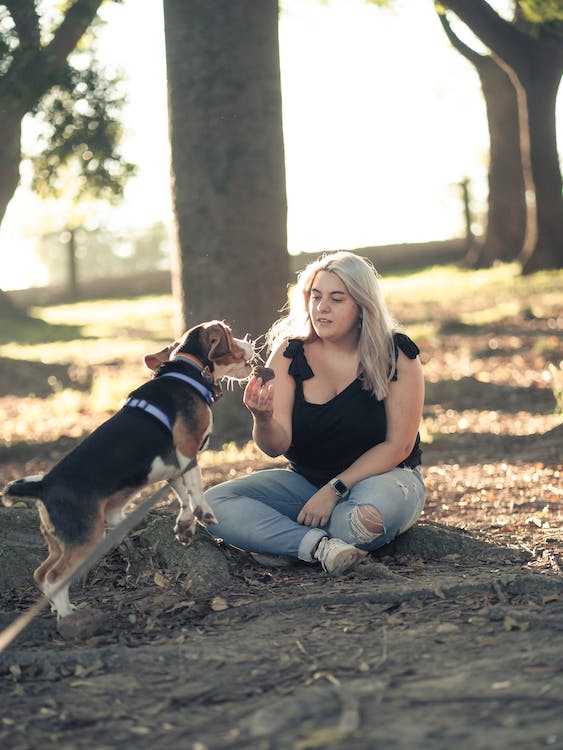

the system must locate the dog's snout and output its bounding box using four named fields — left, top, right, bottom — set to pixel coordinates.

left=236, top=336, right=255, bottom=361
